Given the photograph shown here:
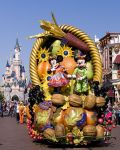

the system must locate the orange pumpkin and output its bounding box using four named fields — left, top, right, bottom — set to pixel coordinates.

left=85, top=110, right=97, bottom=125
left=60, top=57, right=77, bottom=74
left=37, top=61, right=50, bottom=78
left=52, top=108, right=65, bottom=125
